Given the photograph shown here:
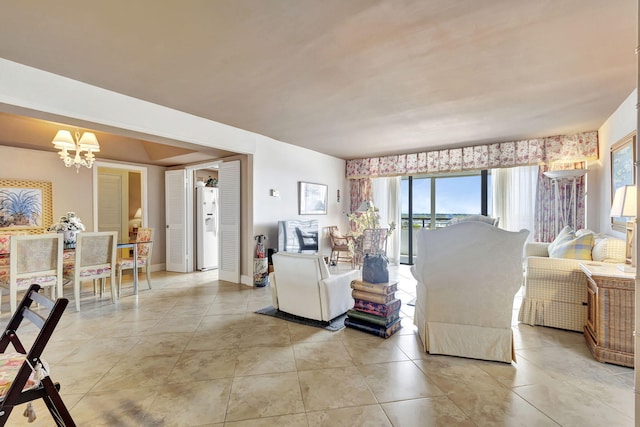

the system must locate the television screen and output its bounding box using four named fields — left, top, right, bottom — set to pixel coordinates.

left=278, top=220, right=318, bottom=253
